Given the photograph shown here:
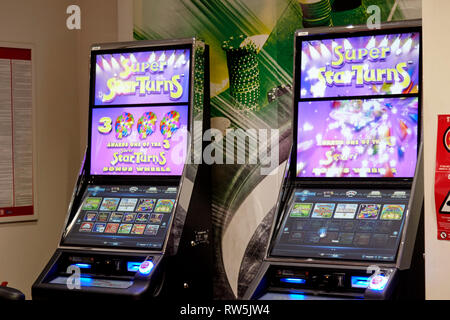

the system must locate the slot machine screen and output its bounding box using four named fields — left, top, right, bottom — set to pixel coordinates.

left=90, top=105, right=188, bottom=176
left=93, top=48, right=190, bottom=105
left=62, top=185, right=177, bottom=250
left=89, top=46, right=191, bottom=177
left=295, top=30, right=420, bottom=178
left=271, top=188, right=410, bottom=262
